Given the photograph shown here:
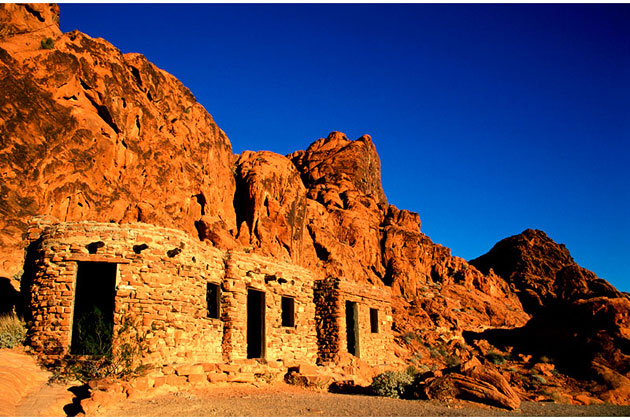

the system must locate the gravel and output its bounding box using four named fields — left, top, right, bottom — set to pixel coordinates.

left=94, top=382, right=630, bottom=417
